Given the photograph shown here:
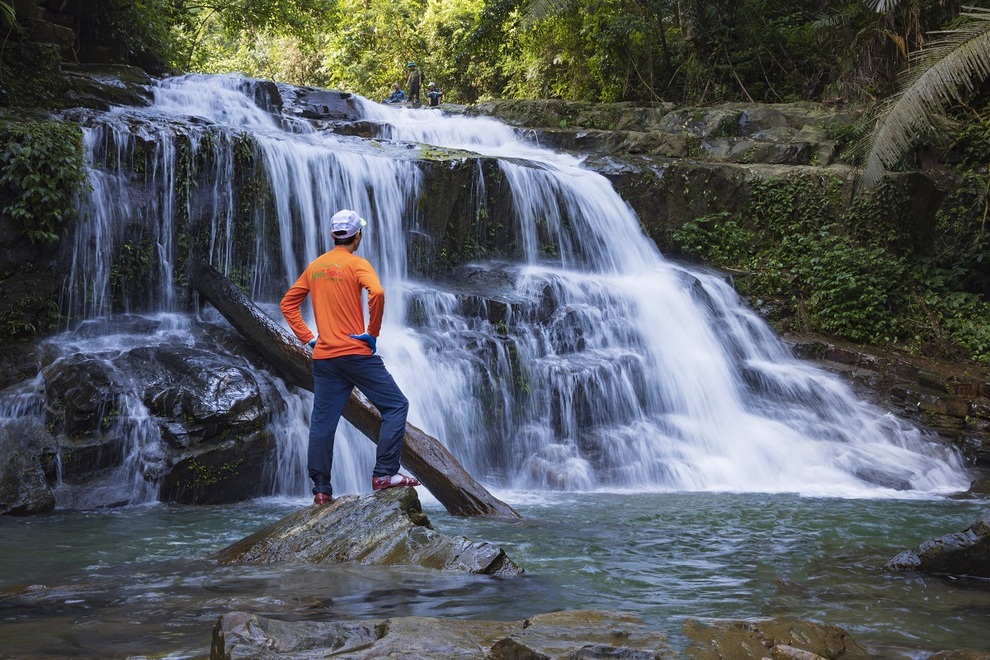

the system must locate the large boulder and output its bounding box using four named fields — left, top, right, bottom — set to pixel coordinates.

left=0, top=318, right=283, bottom=512
left=886, top=509, right=990, bottom=578
left=212, top=487, right=521, bottom=575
